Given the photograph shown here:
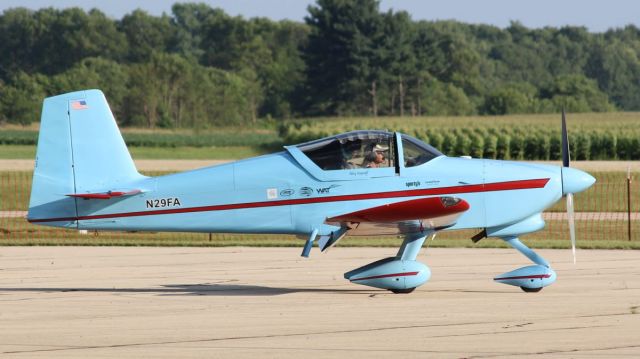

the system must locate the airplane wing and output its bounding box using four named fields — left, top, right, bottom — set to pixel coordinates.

left=324, top=196, right=470, bottom=237
left=66, top=189, right=142, bottom=200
